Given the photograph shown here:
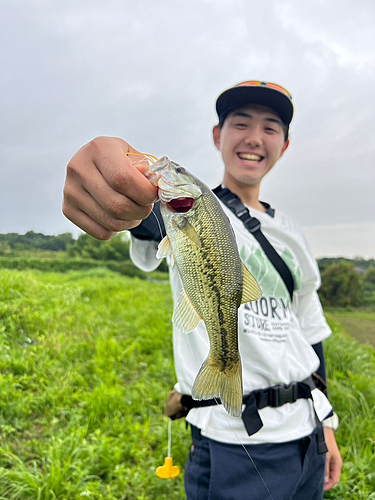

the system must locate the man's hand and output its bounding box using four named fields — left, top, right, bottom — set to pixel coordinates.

left=324, top=427, right=343, bottom=491
left=62, top=137, right=158, bottom=240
